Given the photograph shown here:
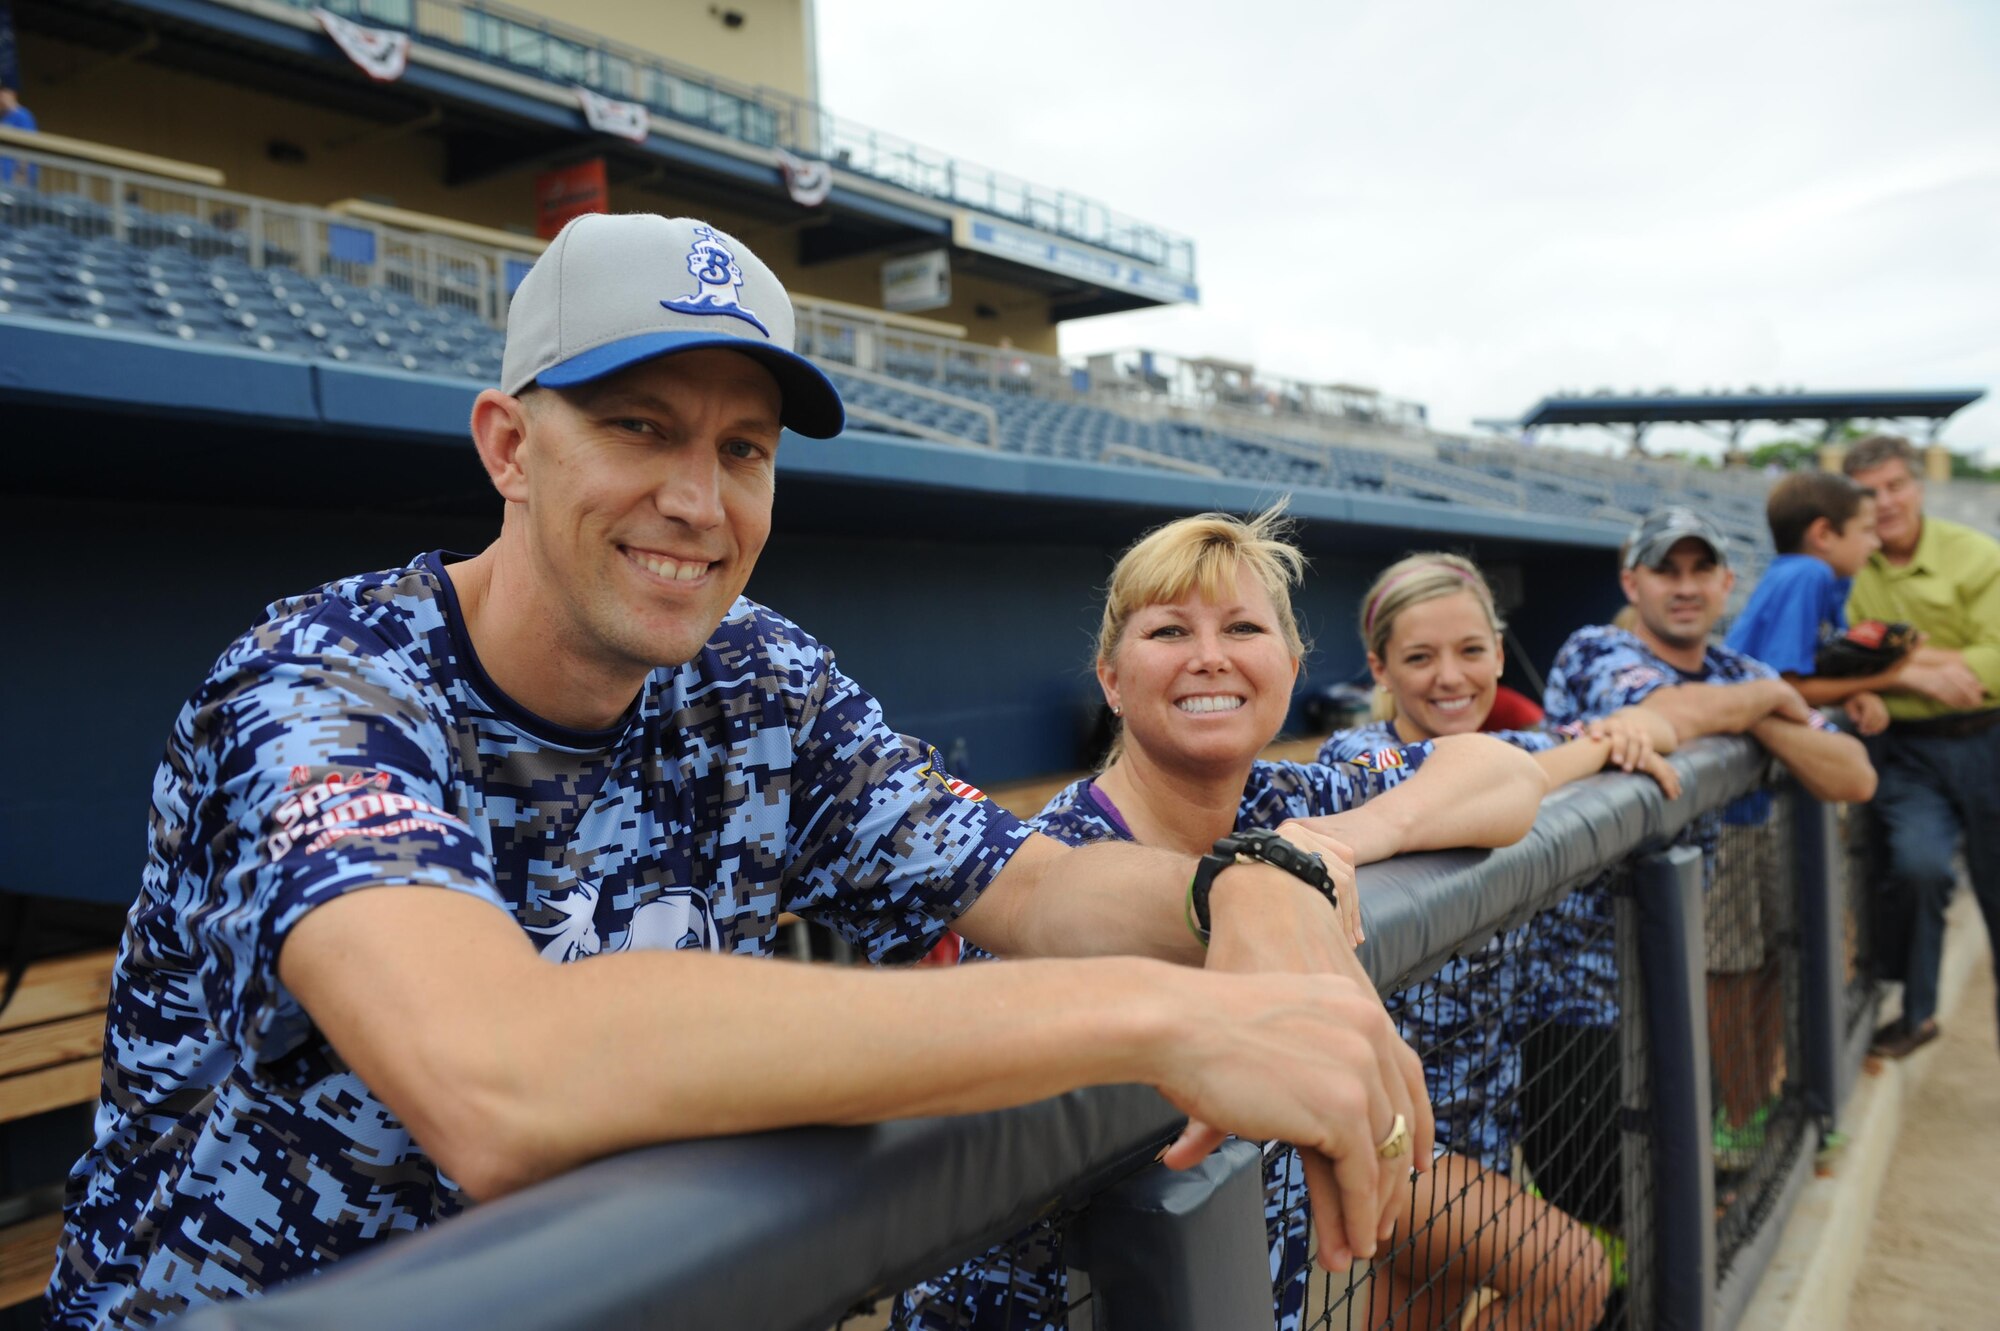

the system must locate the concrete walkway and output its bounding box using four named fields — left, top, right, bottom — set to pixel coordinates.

left=1741, top=889, right=1997, bottom=1331
left=1845, top=955, right=1998, bottom=1330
